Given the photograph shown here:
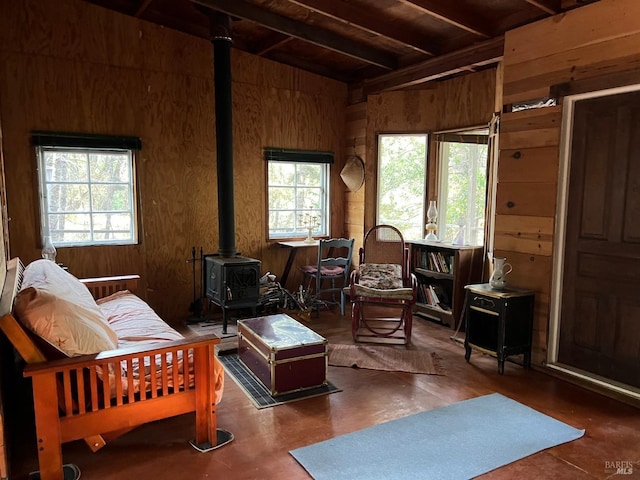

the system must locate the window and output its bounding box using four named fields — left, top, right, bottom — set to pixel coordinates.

left=33, top=132, right=140, bottom=247
left=436, top=130, right=488, bottom=246
left=376, top=134, right=428, bottom=240
left=266, top=148, right=332, bottom=239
